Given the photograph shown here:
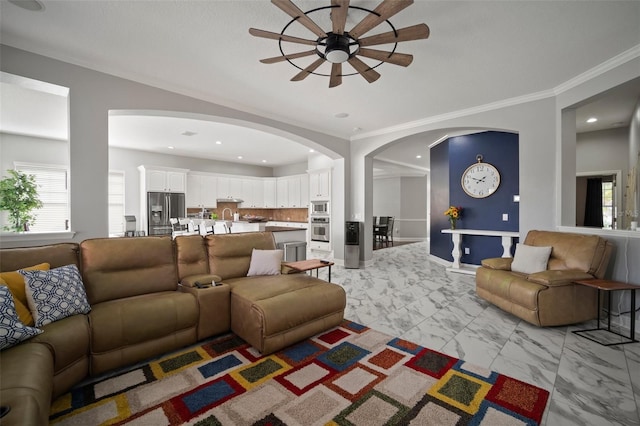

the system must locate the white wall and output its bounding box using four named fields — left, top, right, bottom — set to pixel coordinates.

left=0, top=45, right=348, bottom=247
left=577, top=127, right=629, bottom=177
left=1, top=132, right=68, bottom=170
left=373, top=176, right=428, bottom=241
left=373, top=177, right=401, bottom=219
left=400, top=176, right=428, bottom=240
